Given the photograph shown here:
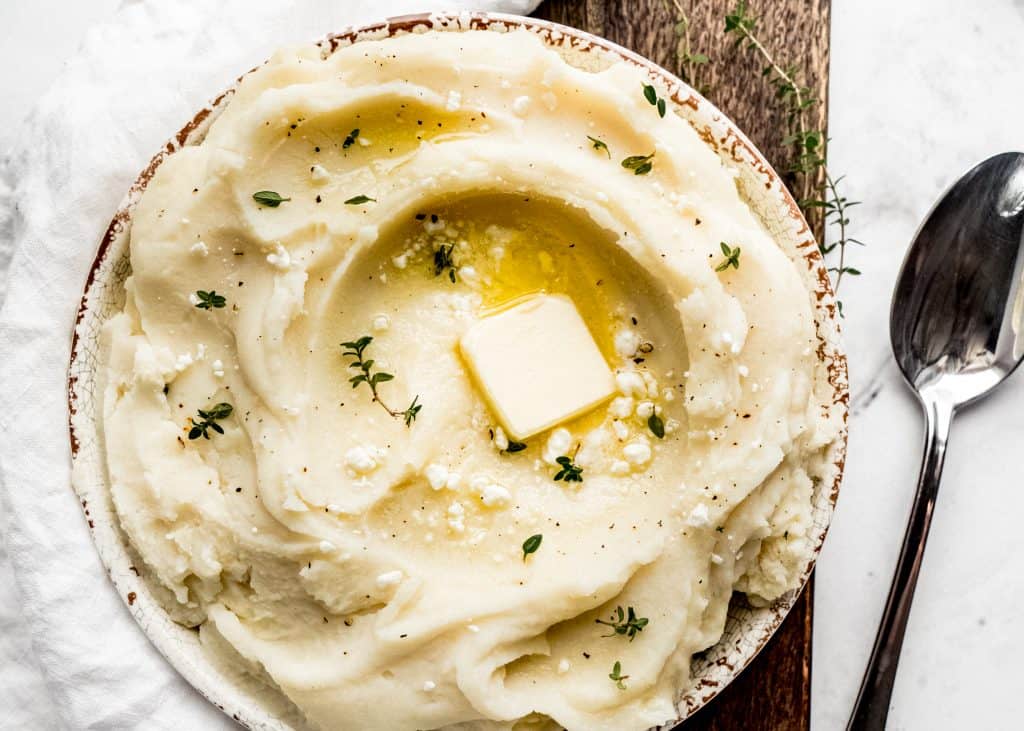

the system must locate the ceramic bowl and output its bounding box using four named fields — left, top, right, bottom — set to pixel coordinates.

left=68, top=11, right=848, bottom=729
